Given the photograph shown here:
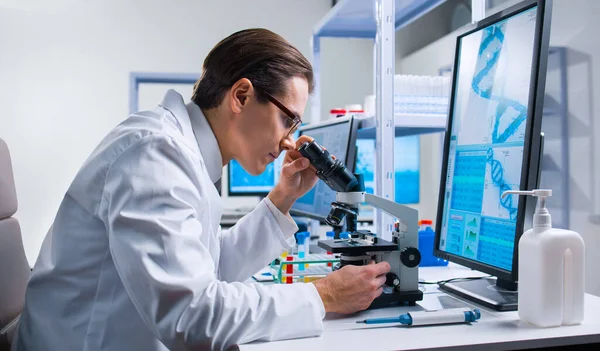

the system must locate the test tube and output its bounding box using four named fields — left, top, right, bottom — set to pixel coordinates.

left=304, top=232, right=311, bottom=268
left=297, top=232, right=307, bottom=271
left=286, top=256, right=293, bottom=284
left=326, top=231, right=335, bottom=267
left=304, top=232, right=310, bottom=257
